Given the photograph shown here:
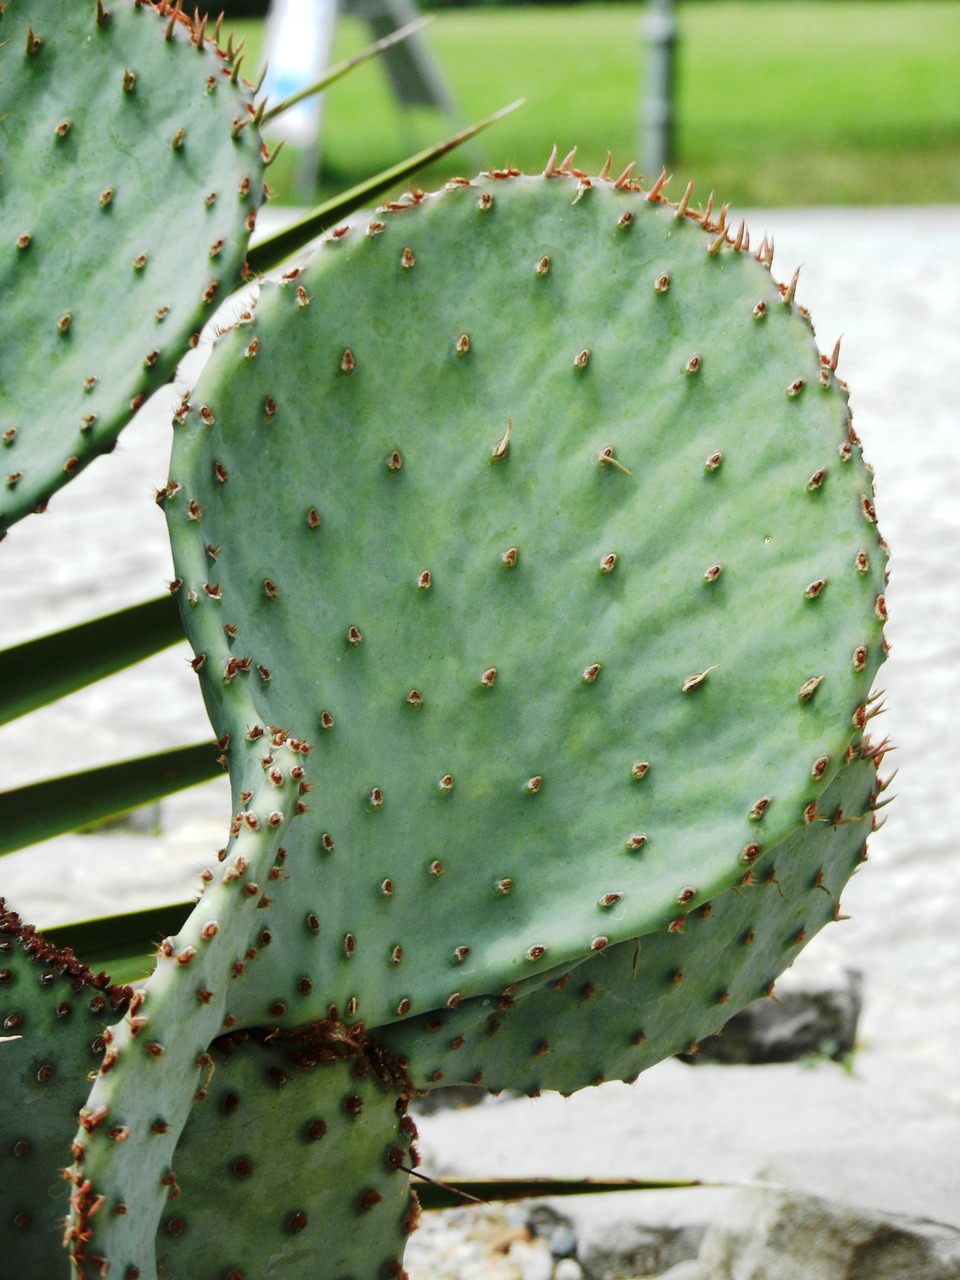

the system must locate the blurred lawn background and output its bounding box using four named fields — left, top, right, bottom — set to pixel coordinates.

left=231, top=2, right=960, bottom=206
